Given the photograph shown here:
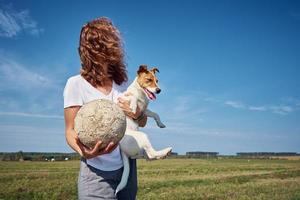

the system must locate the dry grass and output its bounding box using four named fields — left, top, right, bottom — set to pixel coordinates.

left=270, top=156, right=300, bottom=161
left=0, top=158, right=300, bottom=200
